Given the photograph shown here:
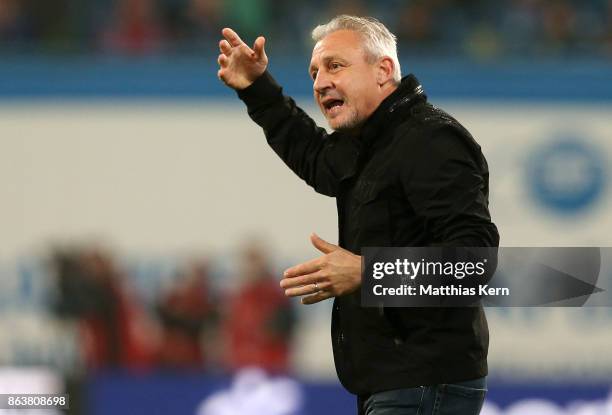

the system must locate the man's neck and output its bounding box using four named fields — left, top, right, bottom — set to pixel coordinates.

left=379, top=81, right=399, bottom=104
